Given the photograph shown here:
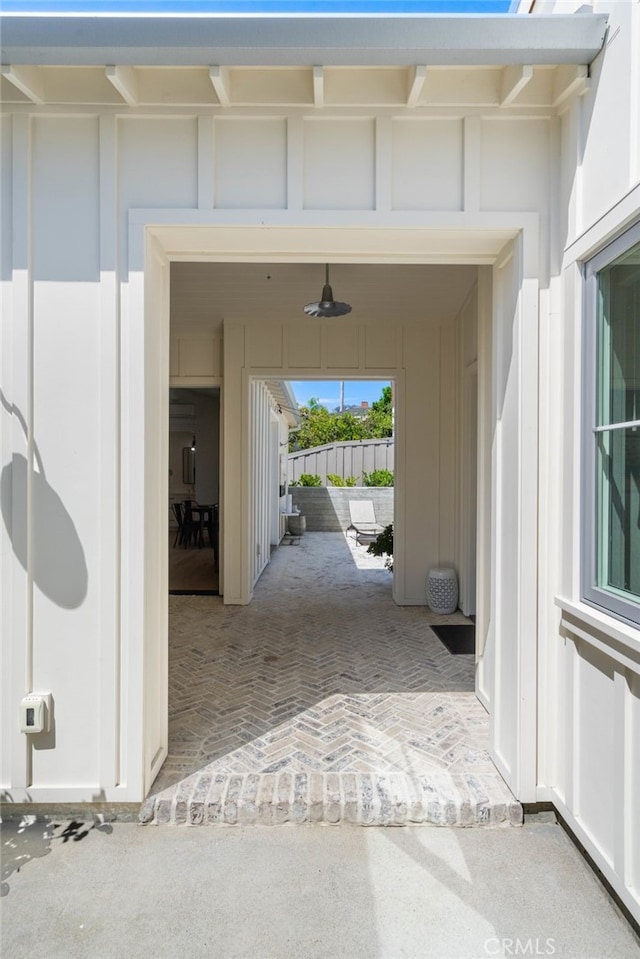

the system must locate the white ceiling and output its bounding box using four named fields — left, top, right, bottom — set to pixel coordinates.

left=170, top=261, right=479, bottom=333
